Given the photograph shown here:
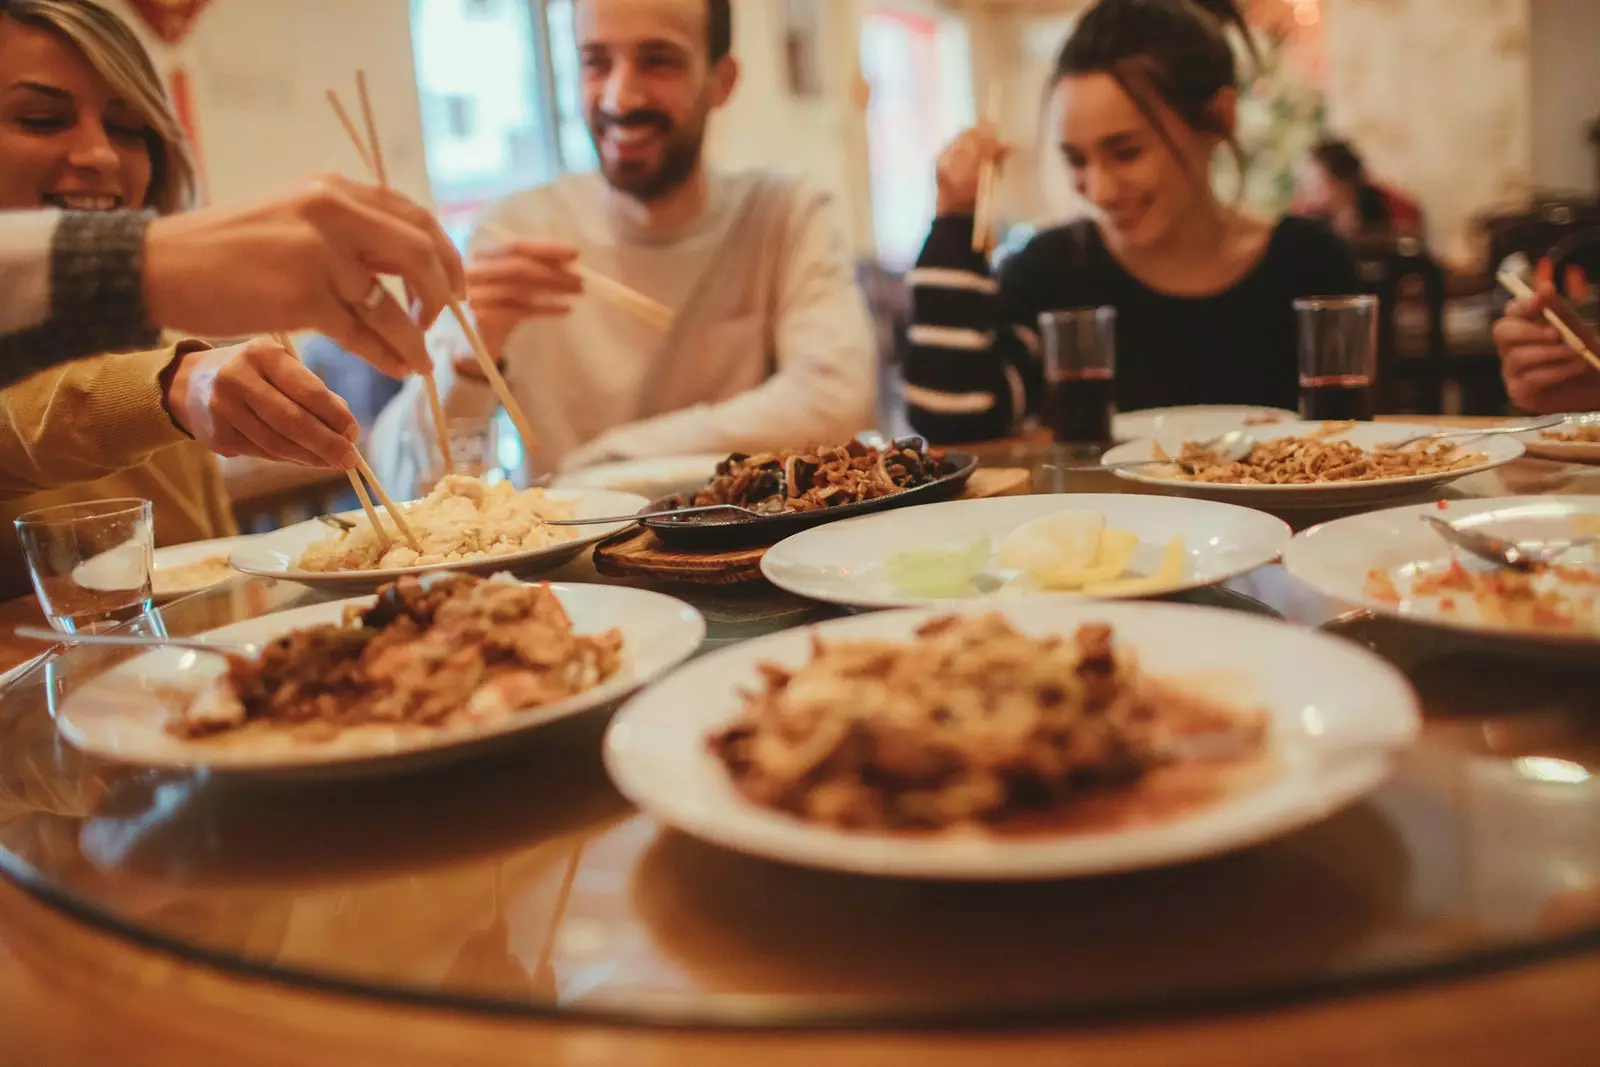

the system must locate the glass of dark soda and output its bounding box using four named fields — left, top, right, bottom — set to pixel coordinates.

left=1039, top=307, right=1117, bottom=445
left=1294, top=295, right=1378, bottom=422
